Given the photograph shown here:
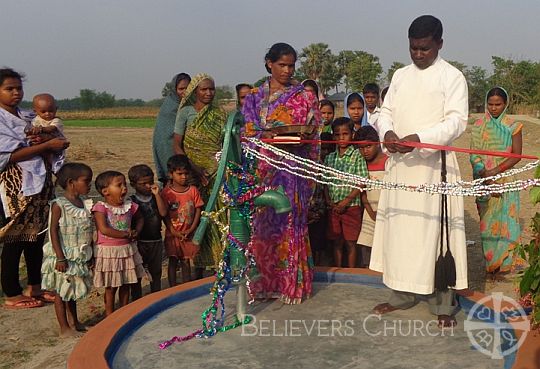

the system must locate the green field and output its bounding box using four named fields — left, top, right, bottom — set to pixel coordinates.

left=64, top=118, right=154, bottom=128
left=64, top=115, right=540, bottom=129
